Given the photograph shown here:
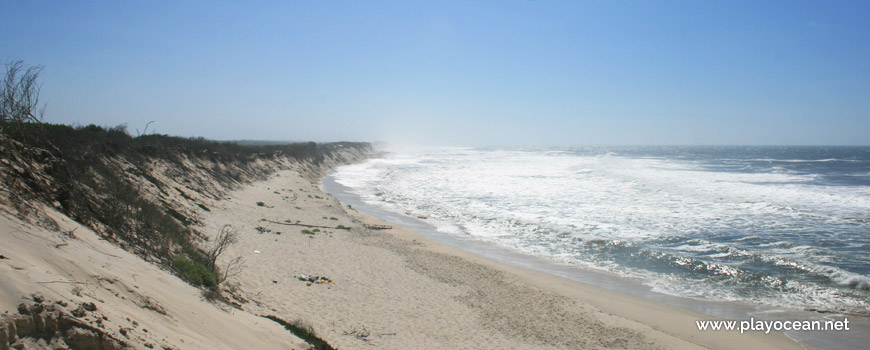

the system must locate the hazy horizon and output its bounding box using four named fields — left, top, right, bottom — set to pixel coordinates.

left=2, top=1, right=868, bottom=146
